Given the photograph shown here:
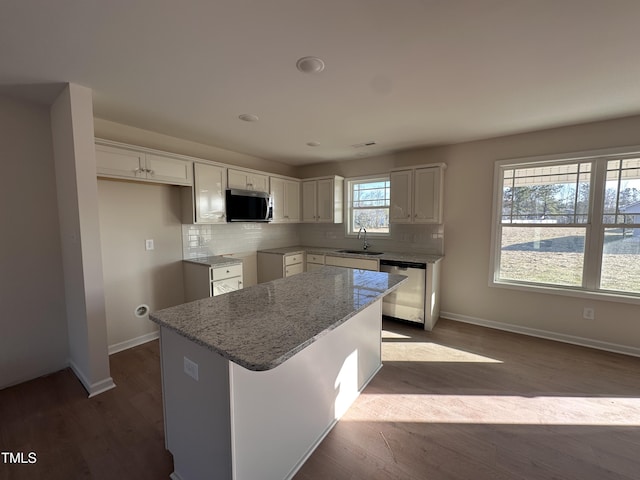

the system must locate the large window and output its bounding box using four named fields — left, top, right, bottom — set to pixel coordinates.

left=346, top=176, right=390, bottom=236
left=492, top=152, right=640, bottom=298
